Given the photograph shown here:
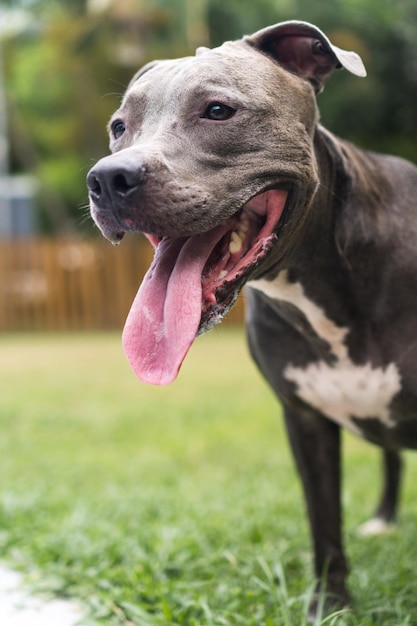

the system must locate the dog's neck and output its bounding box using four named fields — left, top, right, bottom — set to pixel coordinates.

left=253, top=126, right=380, bottom=326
